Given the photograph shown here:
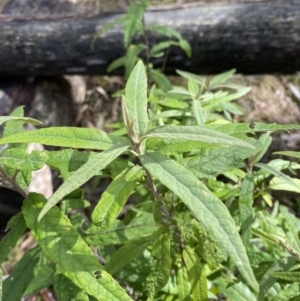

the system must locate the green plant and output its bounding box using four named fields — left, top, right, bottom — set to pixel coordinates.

left=94, top=0, right=191, bottom=91
left=2, top=60, right=300, bottom=300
